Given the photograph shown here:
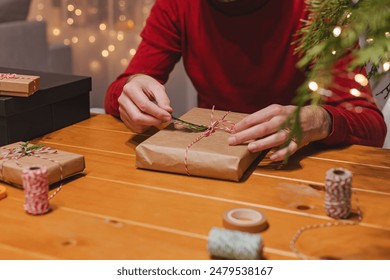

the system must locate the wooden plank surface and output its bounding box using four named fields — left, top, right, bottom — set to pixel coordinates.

left=1, top=114, right=389, bottom=260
